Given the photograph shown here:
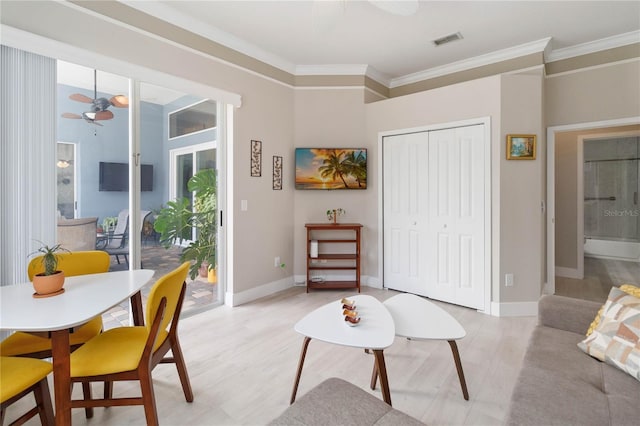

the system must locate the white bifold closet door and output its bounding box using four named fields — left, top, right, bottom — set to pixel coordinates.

left=383, top=124, right=485, bottom=310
